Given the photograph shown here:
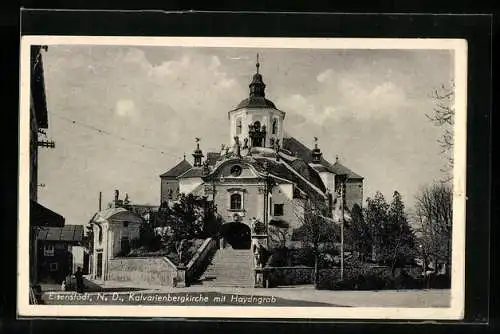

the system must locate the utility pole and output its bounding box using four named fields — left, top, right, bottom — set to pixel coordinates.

left=339, top=175, right=347, bottom=281
left=264, top=162, right=272, bottom=246
left=99, top=191, right=102, bottom=211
